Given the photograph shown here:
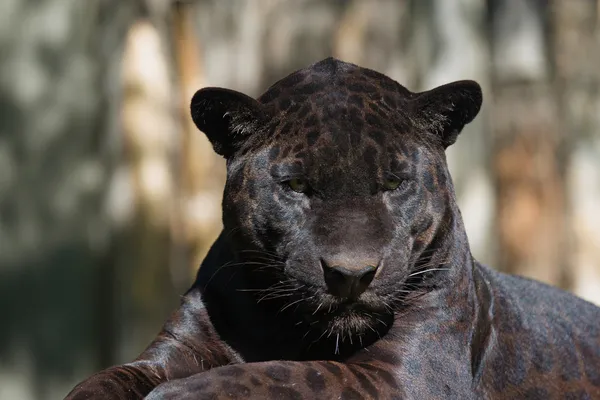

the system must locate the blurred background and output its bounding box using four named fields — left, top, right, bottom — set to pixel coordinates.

left=1, top=0, right=599, bottom=399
